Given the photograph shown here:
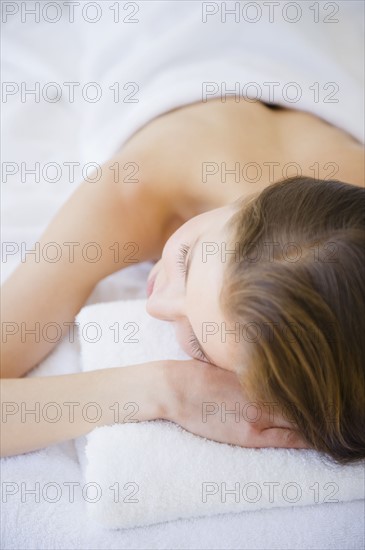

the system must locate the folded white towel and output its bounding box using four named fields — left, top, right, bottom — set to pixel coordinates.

left=76, top=299, right=364, bottom=529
